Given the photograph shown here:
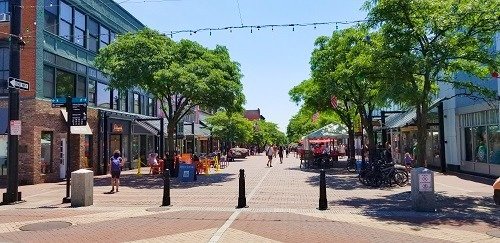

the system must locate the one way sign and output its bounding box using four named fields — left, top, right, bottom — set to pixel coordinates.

left=8, top=77, right=30, bottom=91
